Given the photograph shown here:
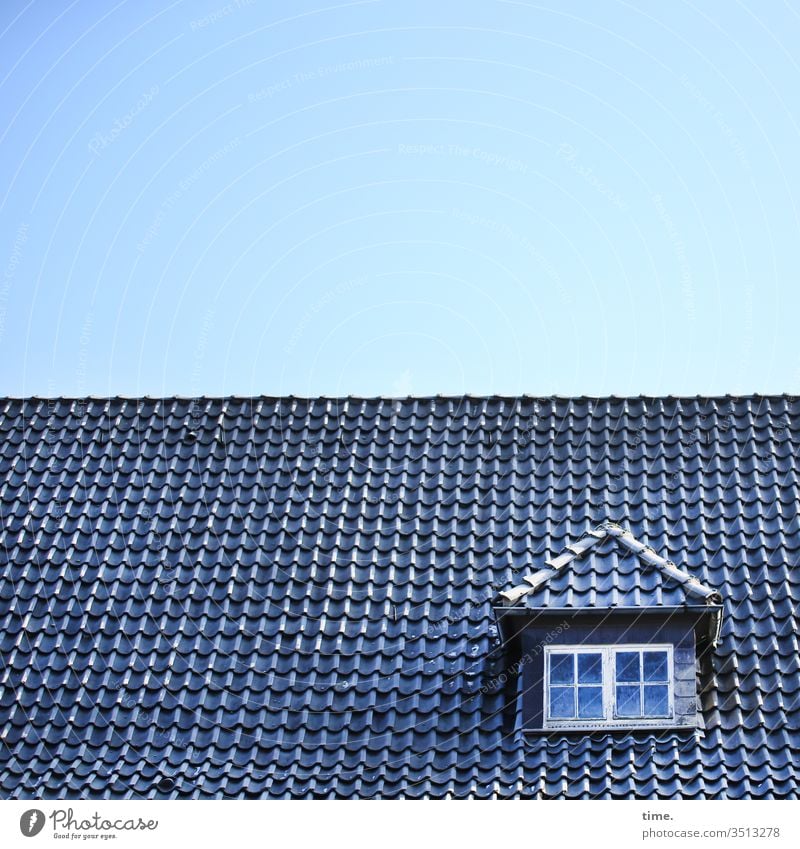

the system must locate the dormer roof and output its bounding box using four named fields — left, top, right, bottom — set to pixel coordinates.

left=500, top=522, right=722, bottom=608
